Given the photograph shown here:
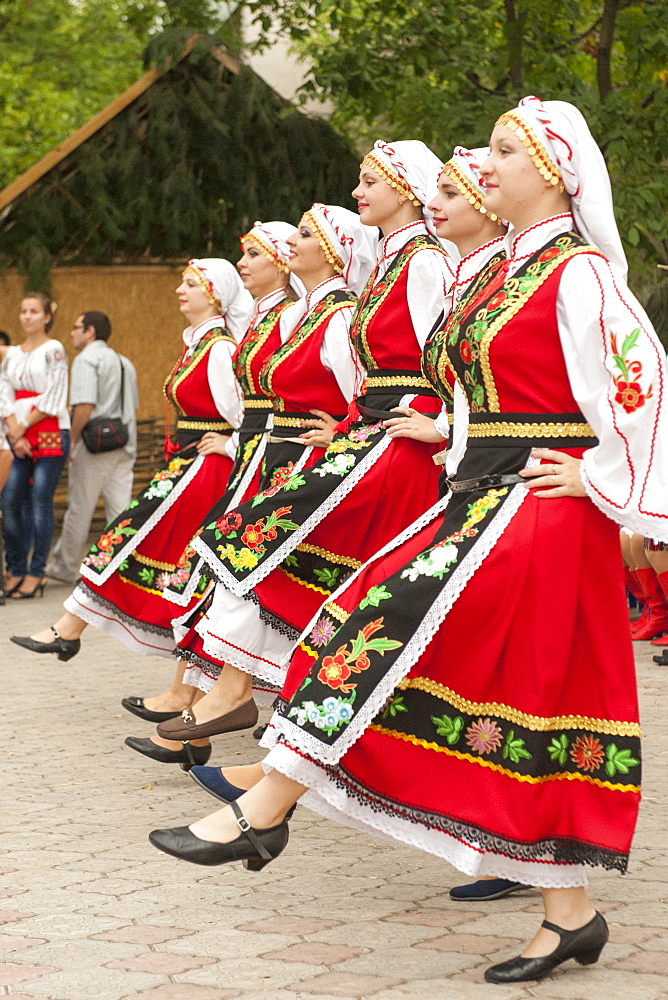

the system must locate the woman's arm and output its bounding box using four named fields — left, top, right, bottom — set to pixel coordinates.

left=554, top=254, right=668, bottom=536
